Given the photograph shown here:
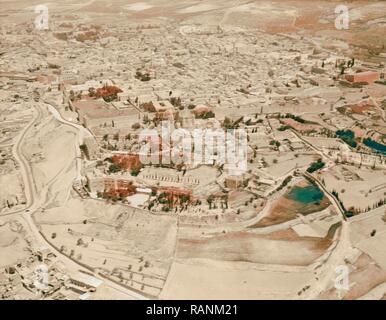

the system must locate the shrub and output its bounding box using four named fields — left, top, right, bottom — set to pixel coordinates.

left=307, top=159, right=325, bottom=173
left=132, top=123, right=141, bottom=130
left=108, top=164, right=121, bottom=173
left=336, top=130, right=357, bottom=148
